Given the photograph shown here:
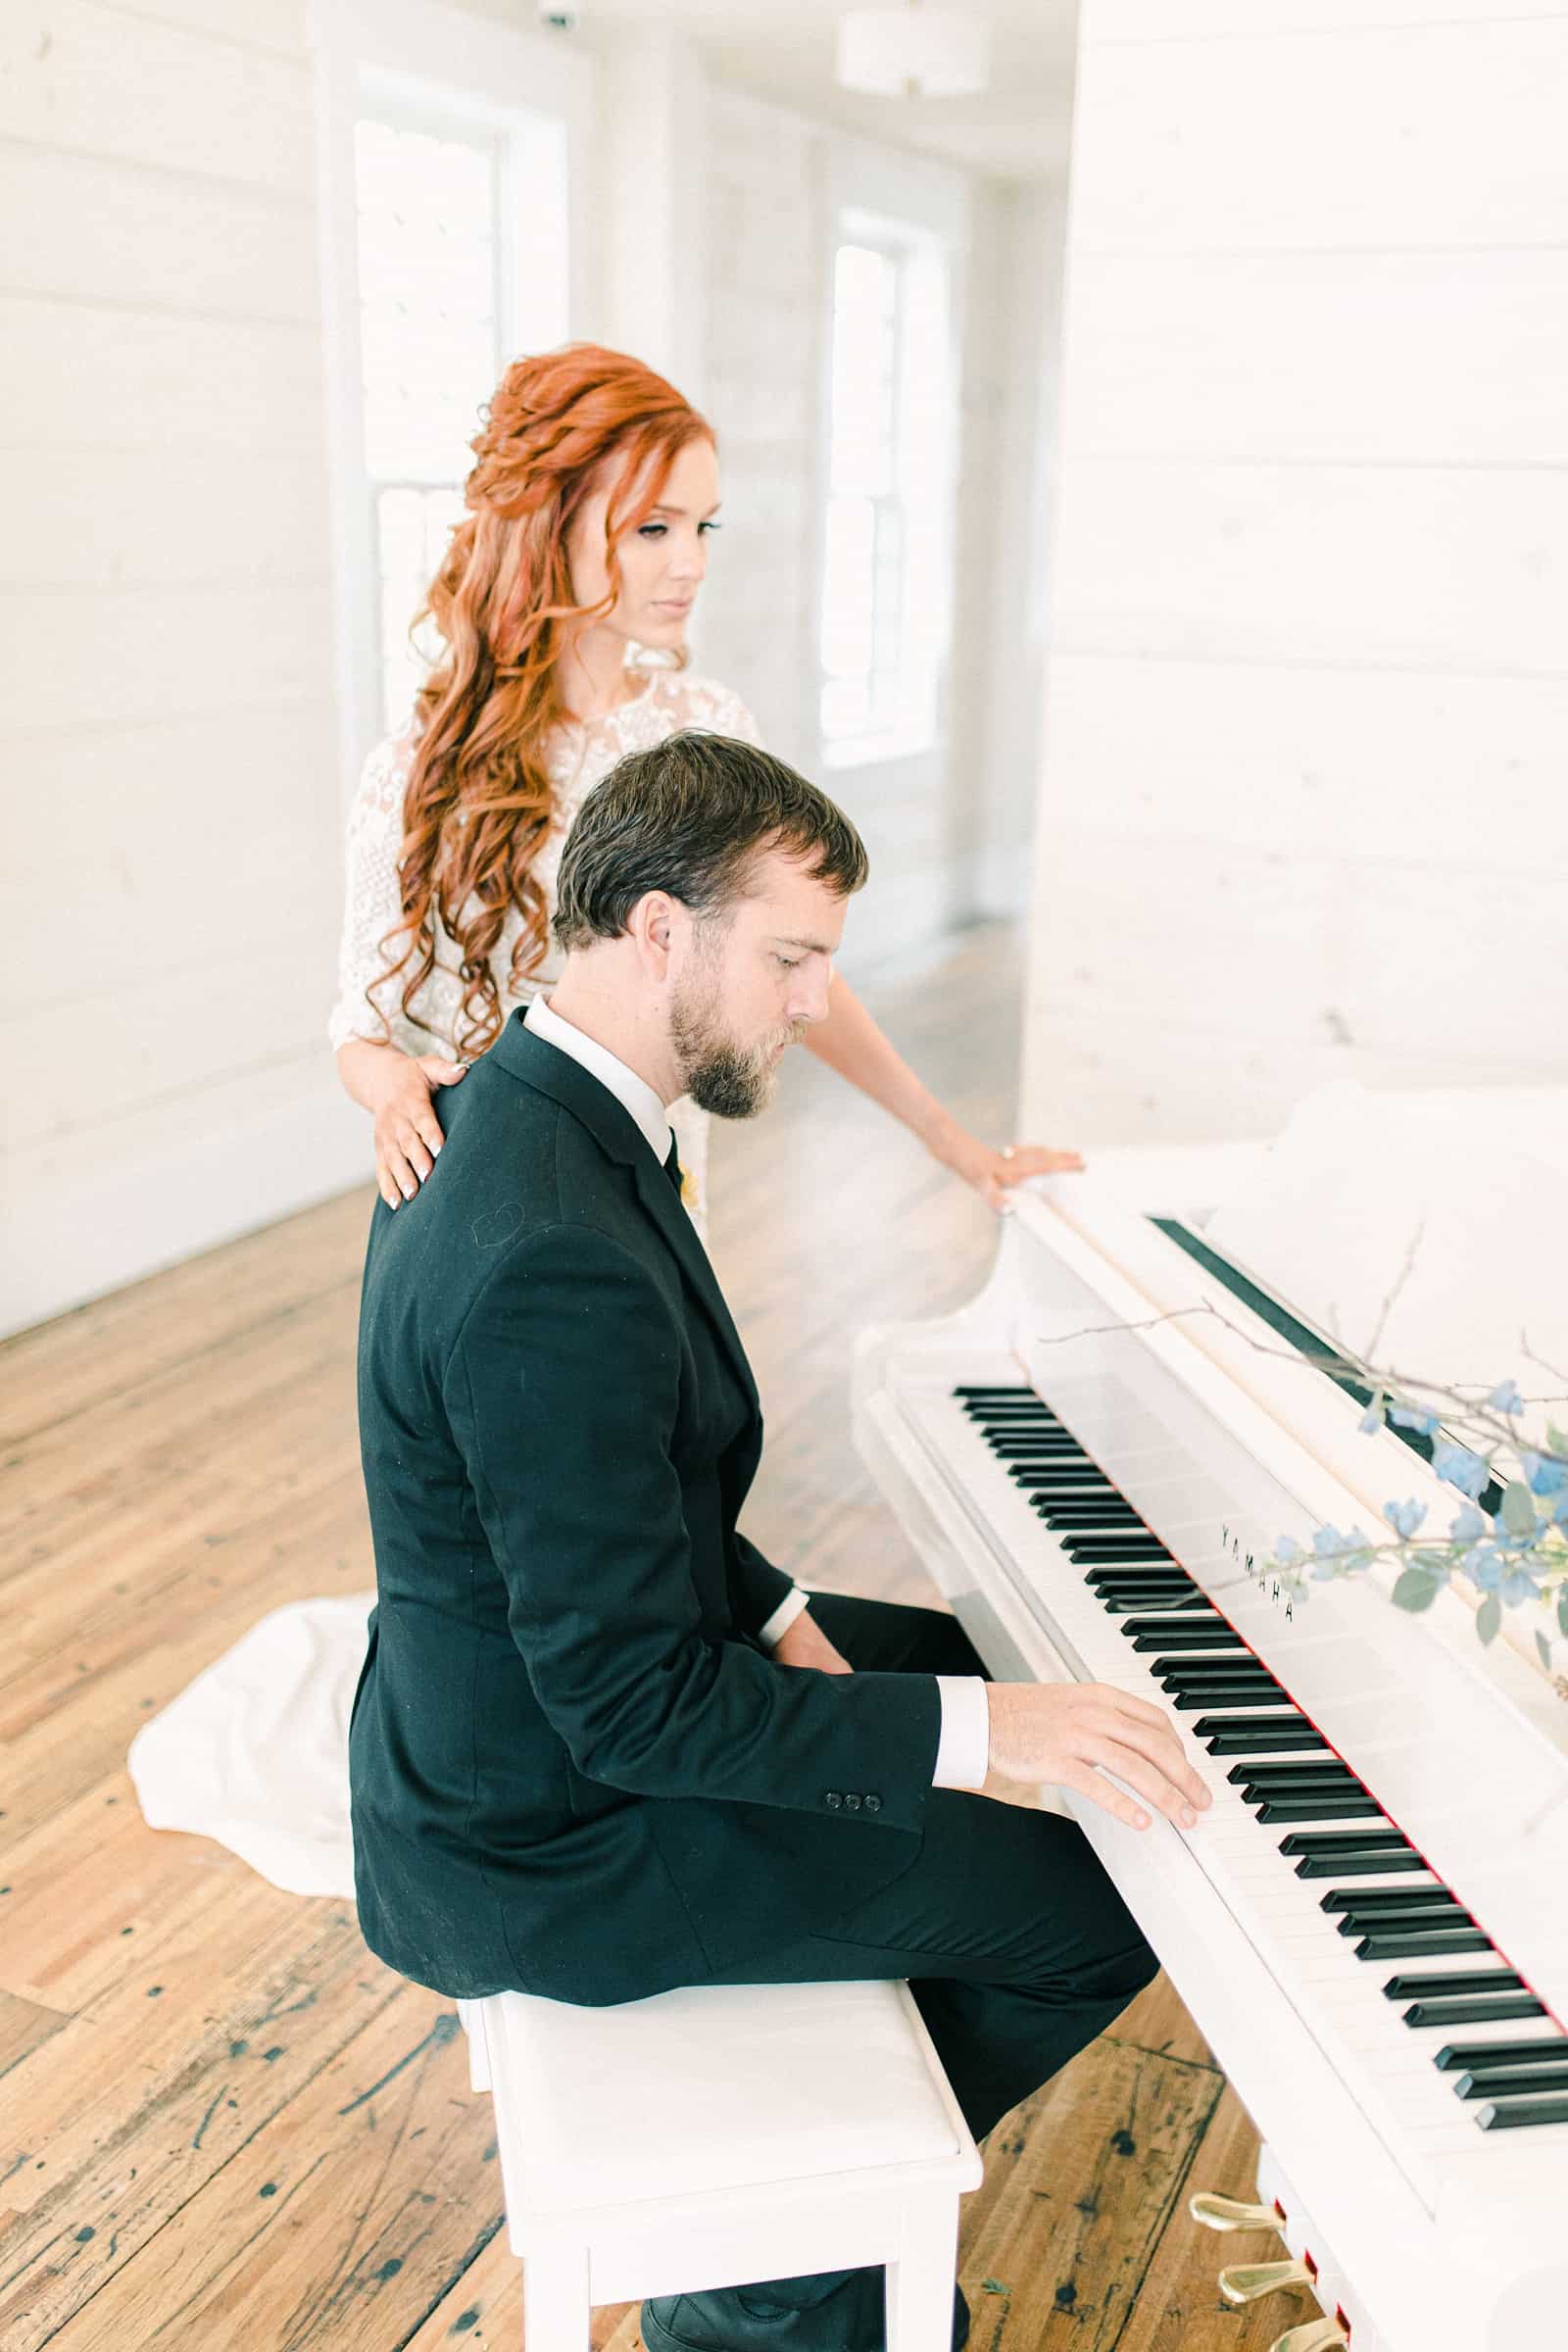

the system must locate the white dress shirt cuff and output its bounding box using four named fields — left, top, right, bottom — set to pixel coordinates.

left=931, top=1676, right=991, bottom=1790
left=758, top=1586, right=810, bottom=1650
